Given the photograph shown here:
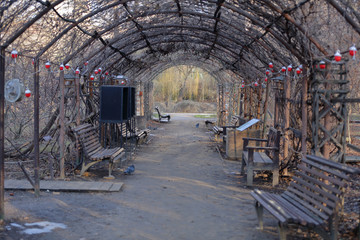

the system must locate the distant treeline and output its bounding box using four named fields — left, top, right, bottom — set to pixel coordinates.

left=153, top=65, right=218, bottom=103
